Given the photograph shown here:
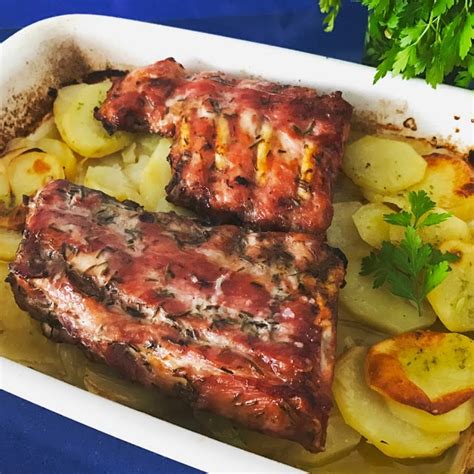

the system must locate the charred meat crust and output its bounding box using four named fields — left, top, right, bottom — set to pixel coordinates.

left=95, top=58, right=353, bottom=233
left=8, top=180, right=345, bottom=452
